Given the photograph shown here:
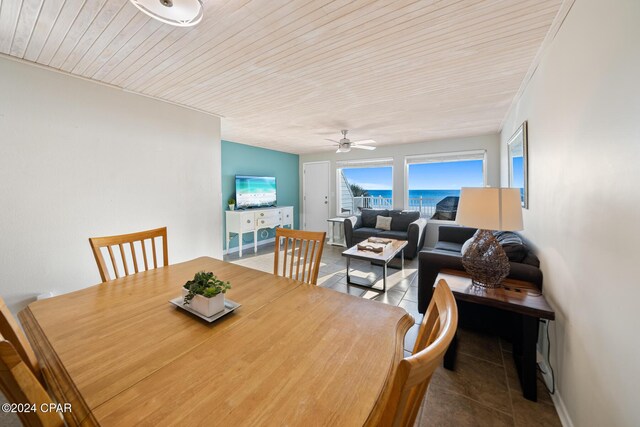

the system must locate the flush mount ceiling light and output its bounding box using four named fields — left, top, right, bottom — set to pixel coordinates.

left=130, top=0, right=203, bottom=27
